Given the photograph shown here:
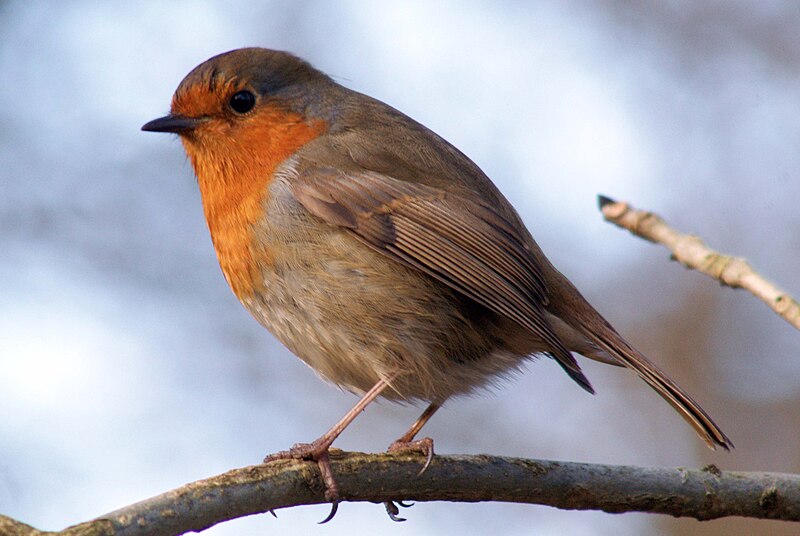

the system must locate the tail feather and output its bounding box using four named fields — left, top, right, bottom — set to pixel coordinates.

left=545, top=351, right=595, bottom=394
left=545, top=267, right=733, bottom=450
left=589, top=326, right=733, bottom=450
